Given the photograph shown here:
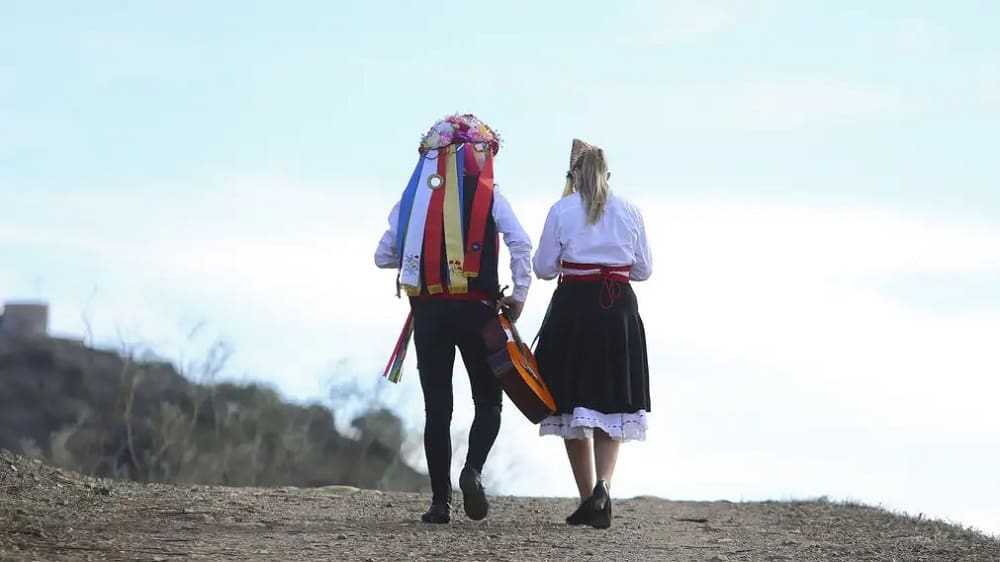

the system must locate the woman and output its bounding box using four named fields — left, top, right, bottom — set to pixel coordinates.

left=532, top=138, right=652, bottom=529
